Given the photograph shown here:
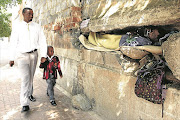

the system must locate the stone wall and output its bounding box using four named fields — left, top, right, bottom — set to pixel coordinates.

left=31, top=0, right=180, bottom=120
left=81, top=0, right=180, bottom=32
